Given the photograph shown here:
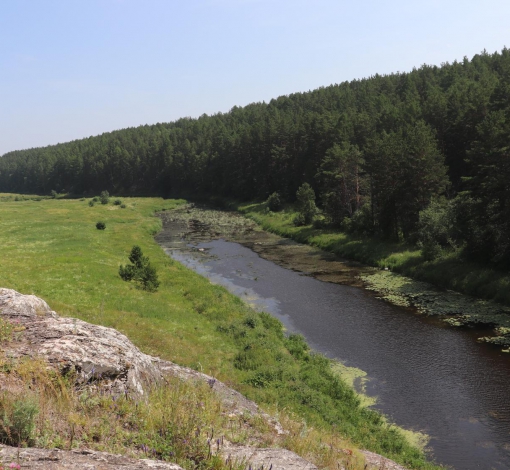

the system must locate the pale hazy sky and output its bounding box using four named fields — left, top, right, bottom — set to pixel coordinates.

left=1, top=0, right=509, bottom=156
